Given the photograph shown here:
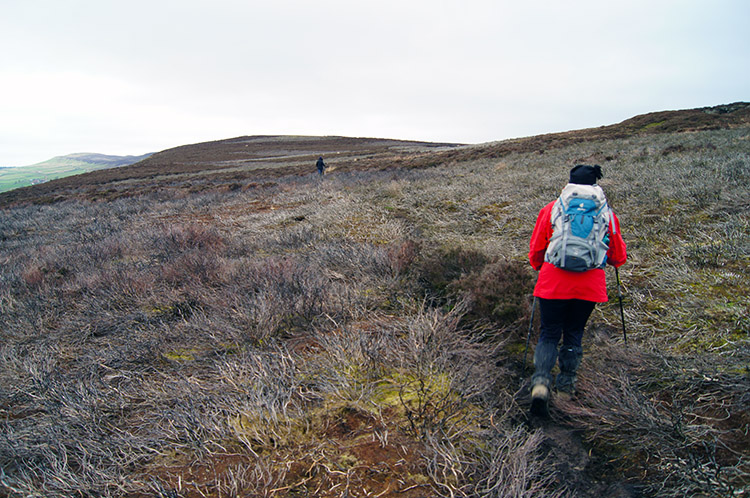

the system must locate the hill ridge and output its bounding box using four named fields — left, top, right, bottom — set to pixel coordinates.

left=40, top=152, right=155, bottom=166
left=0, top=152, right=154, bottom=195
left=1, top=102, right=747, bottom=207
